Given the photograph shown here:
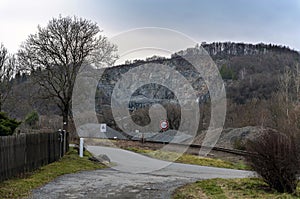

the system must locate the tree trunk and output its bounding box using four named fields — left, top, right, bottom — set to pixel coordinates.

left=62, top=108, right=69, bottom=132
left=61, top=109, right=68, bottom=155
left=0, top=93, right=2, bottom=112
